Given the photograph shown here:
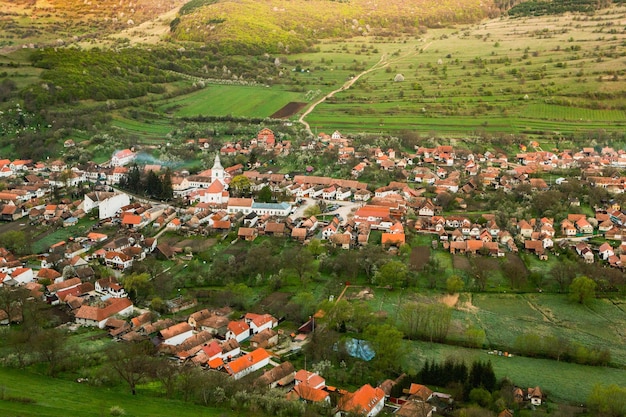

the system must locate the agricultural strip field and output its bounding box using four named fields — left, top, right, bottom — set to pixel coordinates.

left=296, top=7, right=626, bottom=136
left=111, top=116, right=176, bottom=142
left=154, top=84, right=308, bottom=118
left=0, top=367, right=232, bottom=417
left=404, top=340, right=626, bottom=403
left=451, top=294, right=626, bottom=365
